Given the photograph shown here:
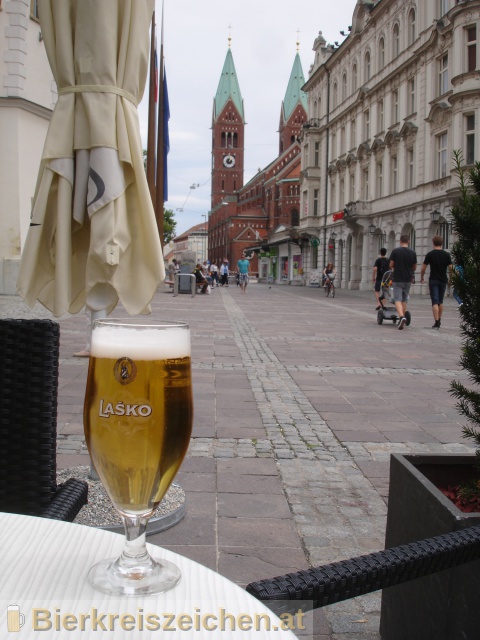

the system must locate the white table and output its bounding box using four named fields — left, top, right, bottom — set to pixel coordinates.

left=0, top=513, right=299, bottom=639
